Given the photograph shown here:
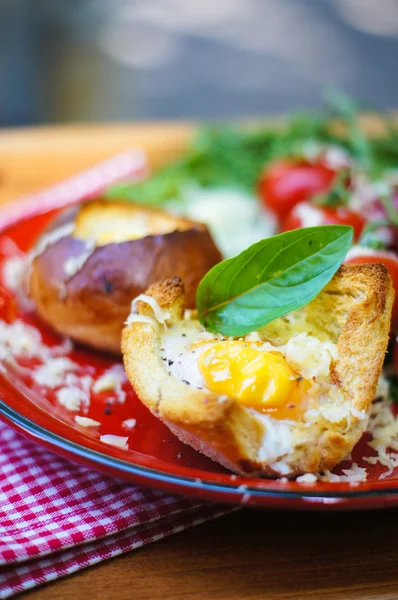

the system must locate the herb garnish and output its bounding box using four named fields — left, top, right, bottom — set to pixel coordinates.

left=196, top=225, right=353, bottom=336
